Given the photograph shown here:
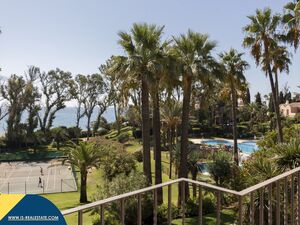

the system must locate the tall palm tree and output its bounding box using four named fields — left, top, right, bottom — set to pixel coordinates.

left=64, top=142, right=102, bottom=203
left=243, top=8, right=284, bottom=142
left=271, top=46, right=291, bottom=102
left=161, top=99, right=181, bottom=179
left=219, top=49, right=249, bottom=165
left=171, top=30, right=216, bottom=181
left=117, top=23, right=165, bottom=185
left=283, top=0, right=300, bottom=50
